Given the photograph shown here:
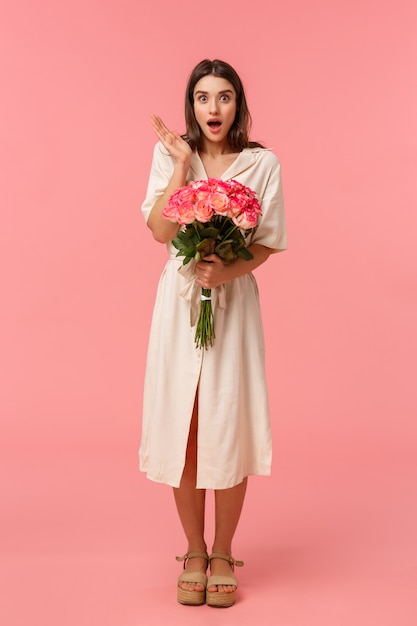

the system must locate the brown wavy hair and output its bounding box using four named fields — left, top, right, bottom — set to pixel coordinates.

left=184, top=59, right=264, bottom=152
